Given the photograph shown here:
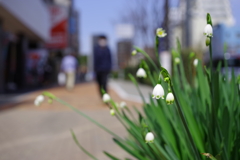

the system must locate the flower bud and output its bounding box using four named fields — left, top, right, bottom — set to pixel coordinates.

left=131, top=50, right=137, bottom=56
left=205, top=37, right=211, bottom=46
left=174, top=57, right=180, bottom=64
left=164, top=77, right=170, bottom=83
left=110, top=109, right=115, bottom=116
left=193, top=59, right=198, bottom=67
